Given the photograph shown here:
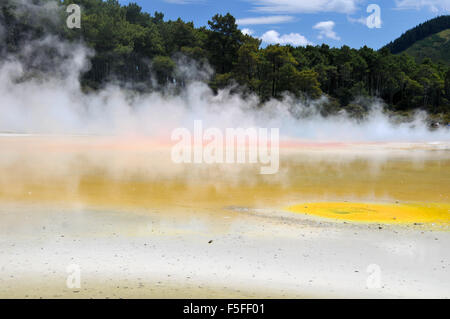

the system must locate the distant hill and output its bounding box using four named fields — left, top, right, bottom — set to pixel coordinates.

left=385, top=15, right=450, bottom=65
left=403, top=29, right=450, bottom=65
